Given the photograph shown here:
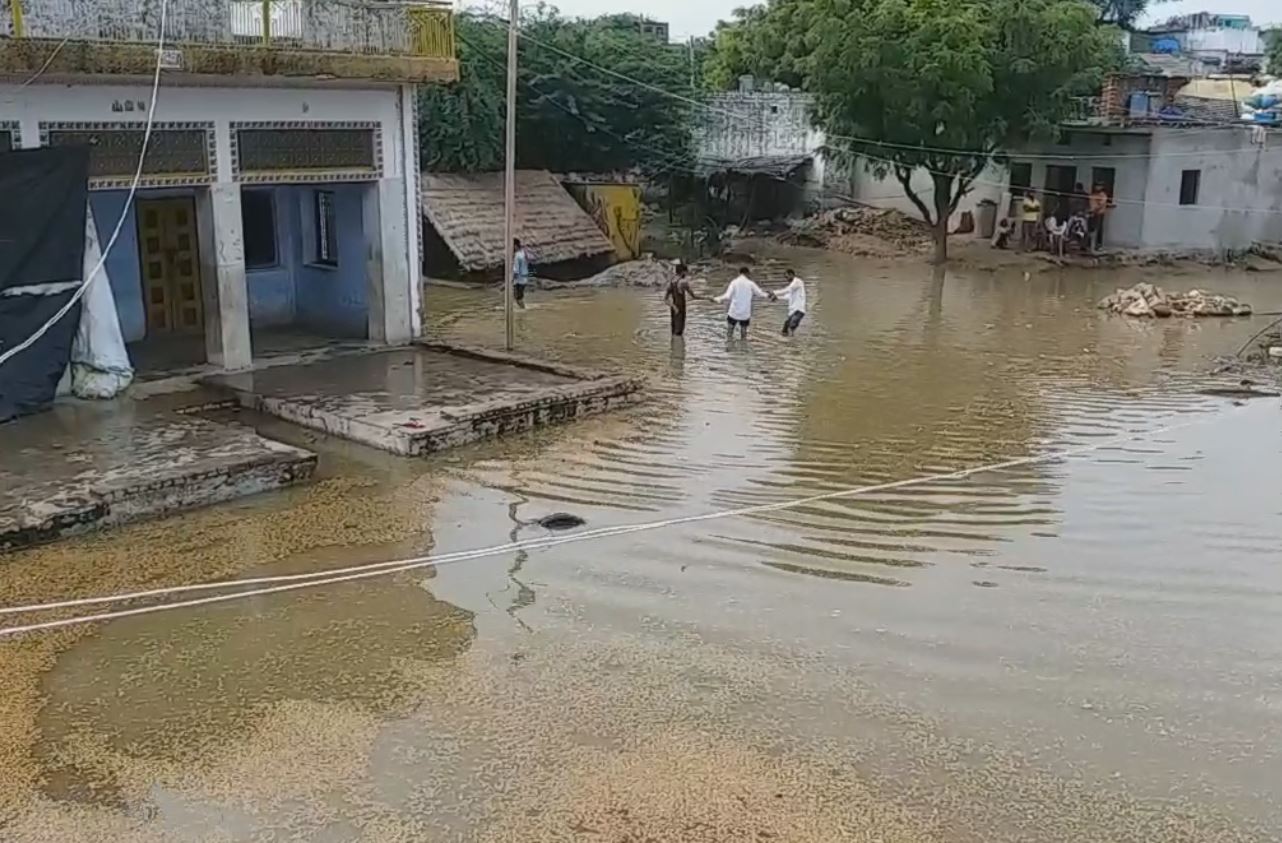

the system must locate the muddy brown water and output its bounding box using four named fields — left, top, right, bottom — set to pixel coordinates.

left=4, top=248, right=1282, bottom=842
